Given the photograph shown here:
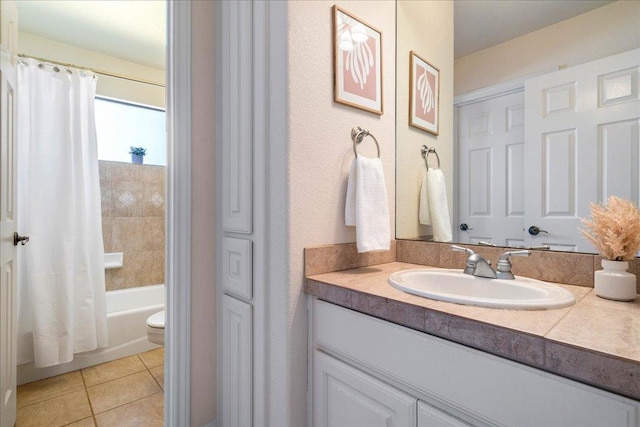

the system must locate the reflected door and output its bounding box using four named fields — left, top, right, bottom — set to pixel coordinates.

left=457, top=91, right=526, bottom=247
left=525, top=49, right=640, bottom=252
